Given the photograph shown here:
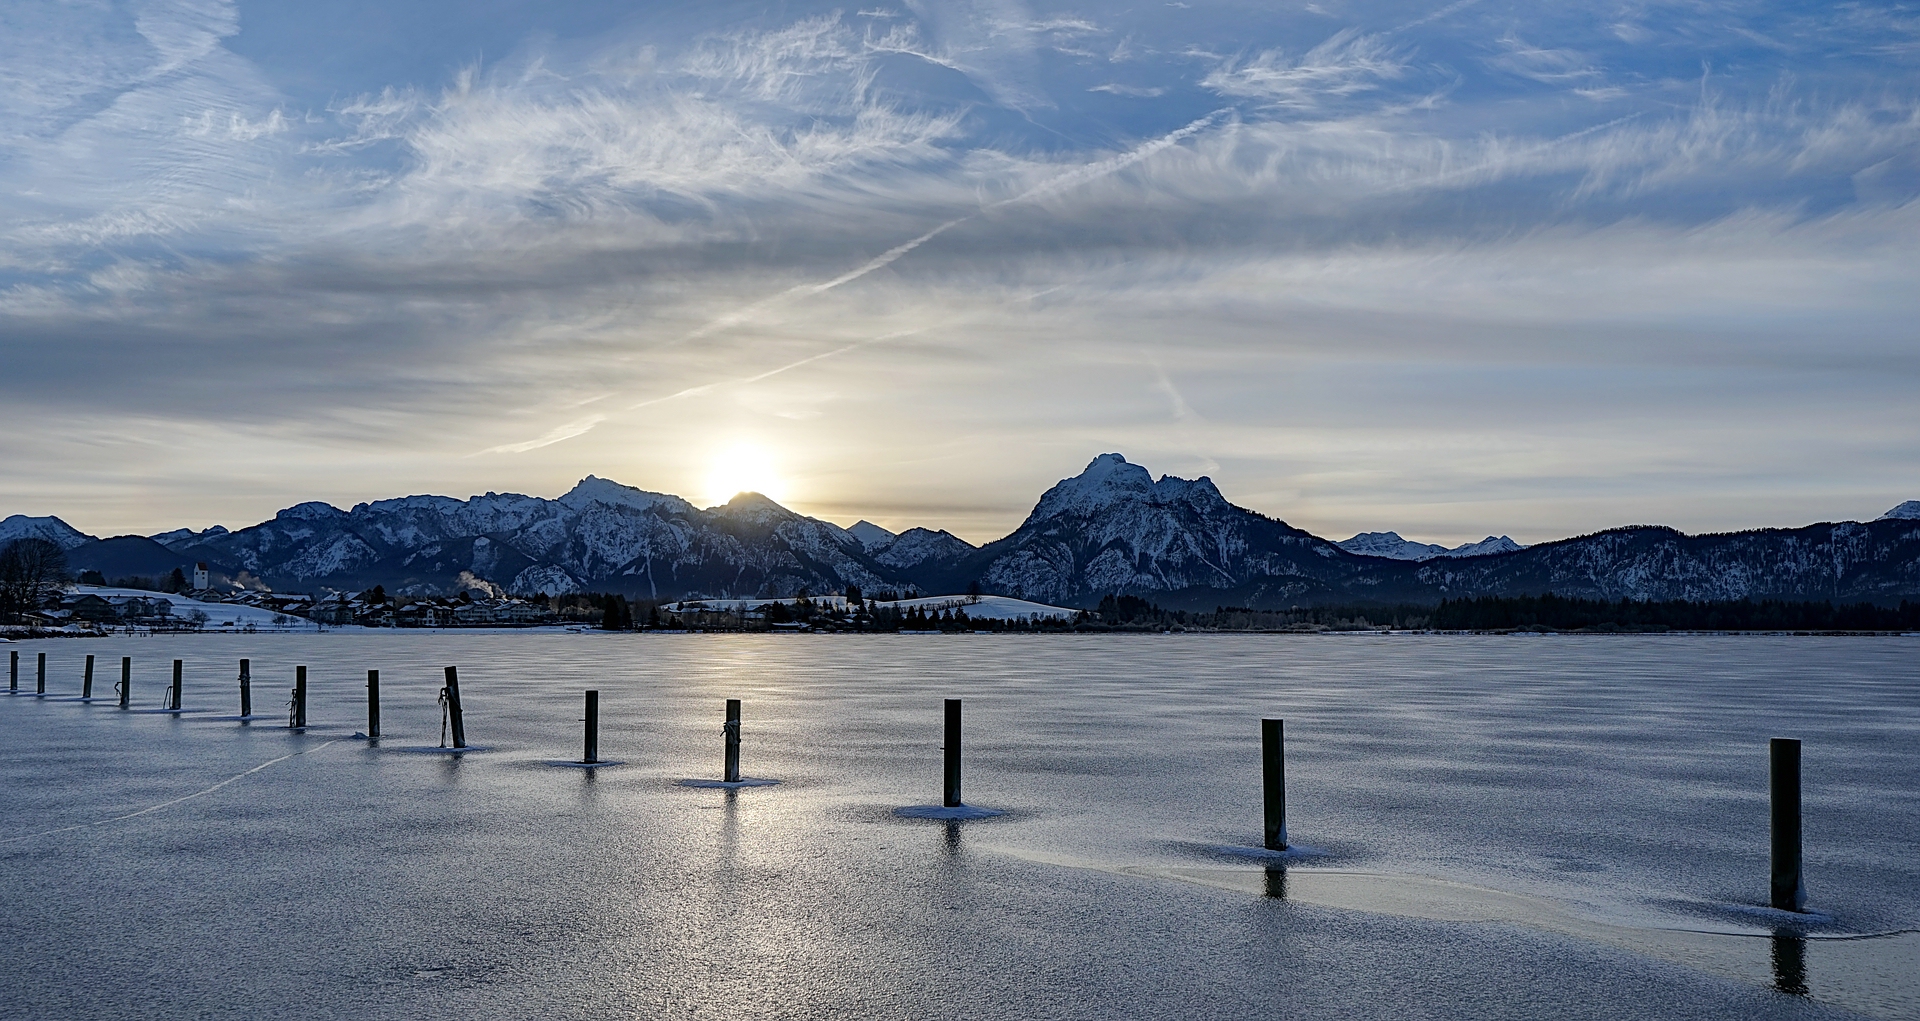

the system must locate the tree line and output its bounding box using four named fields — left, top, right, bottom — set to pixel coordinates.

left=1078, top=592, right=1920, bottom=632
